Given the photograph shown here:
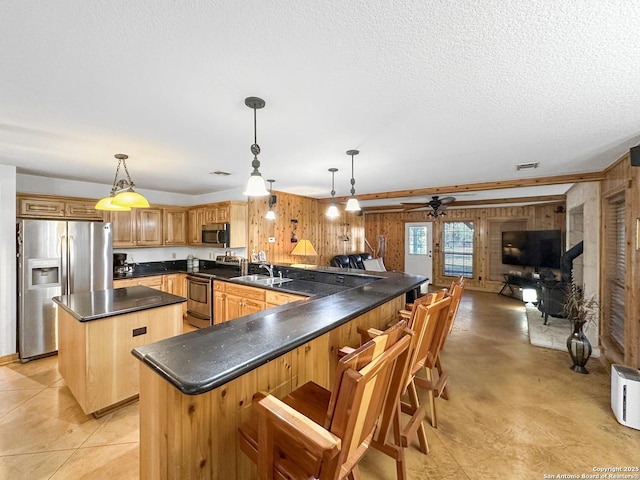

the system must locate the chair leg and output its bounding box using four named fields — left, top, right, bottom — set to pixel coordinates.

left=435, top=355, right=449, bottom=401
left=392, top=403, right=407, bottom=480
left=349, top=465, right=362, bottom=480
left=425, top=368, right=437, bottom=428
left=401, top=380, right=429, bottom=454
